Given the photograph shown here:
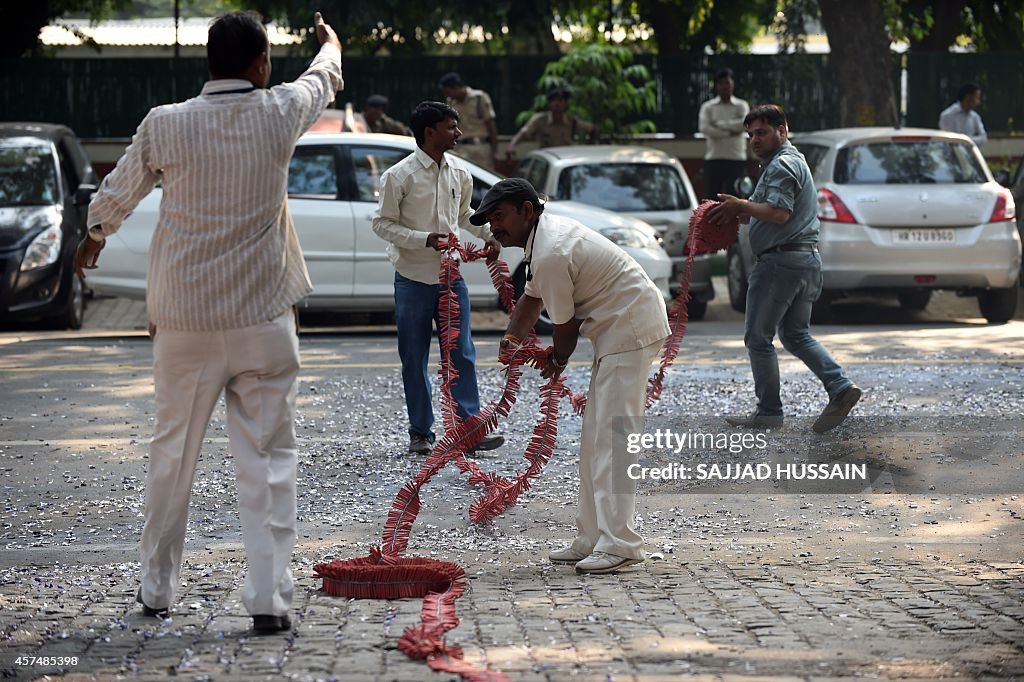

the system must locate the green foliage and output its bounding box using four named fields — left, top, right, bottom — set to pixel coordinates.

left=519, top=43, right=657, bottom=139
